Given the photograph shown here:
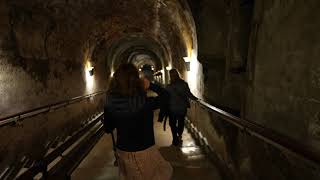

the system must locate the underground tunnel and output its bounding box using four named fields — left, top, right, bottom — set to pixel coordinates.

left=0, top=0, right=320, bottom=180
